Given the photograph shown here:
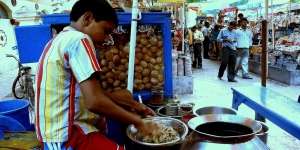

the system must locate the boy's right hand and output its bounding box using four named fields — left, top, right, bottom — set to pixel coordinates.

left=135, top=121, right=158, bottom=136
